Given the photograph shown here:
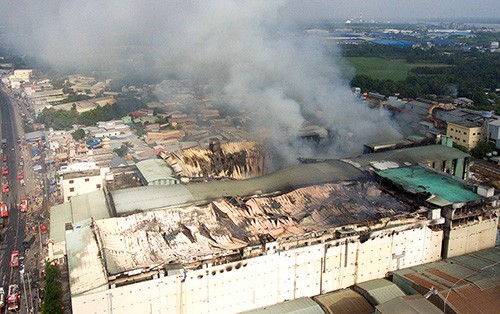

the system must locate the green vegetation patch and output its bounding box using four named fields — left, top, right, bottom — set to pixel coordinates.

left=346, top=57, right=447, bottom=81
